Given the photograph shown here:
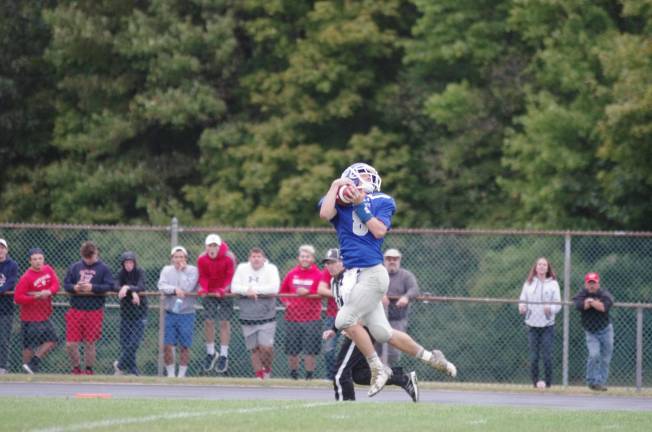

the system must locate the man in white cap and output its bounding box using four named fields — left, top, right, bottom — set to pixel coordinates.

left=197, top=233, right=236, bottom=374
left=382, top=248, right=420, bottom=367
left=158, top=246, right=199, bottom=378
left=0, top=239, right=19, bottom=374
